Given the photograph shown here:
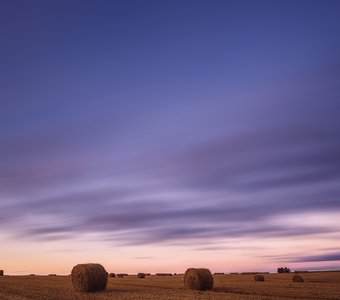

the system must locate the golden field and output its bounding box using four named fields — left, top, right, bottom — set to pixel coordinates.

left=0, top=272, right=339, bottom=300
